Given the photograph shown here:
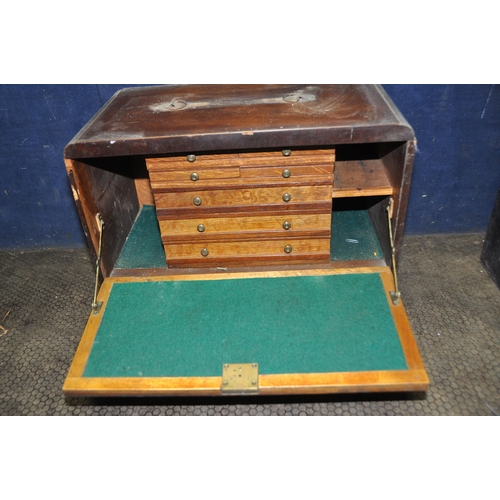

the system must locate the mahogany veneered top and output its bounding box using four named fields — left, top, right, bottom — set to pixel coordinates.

left=64, top=84, right=414, bottom=159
